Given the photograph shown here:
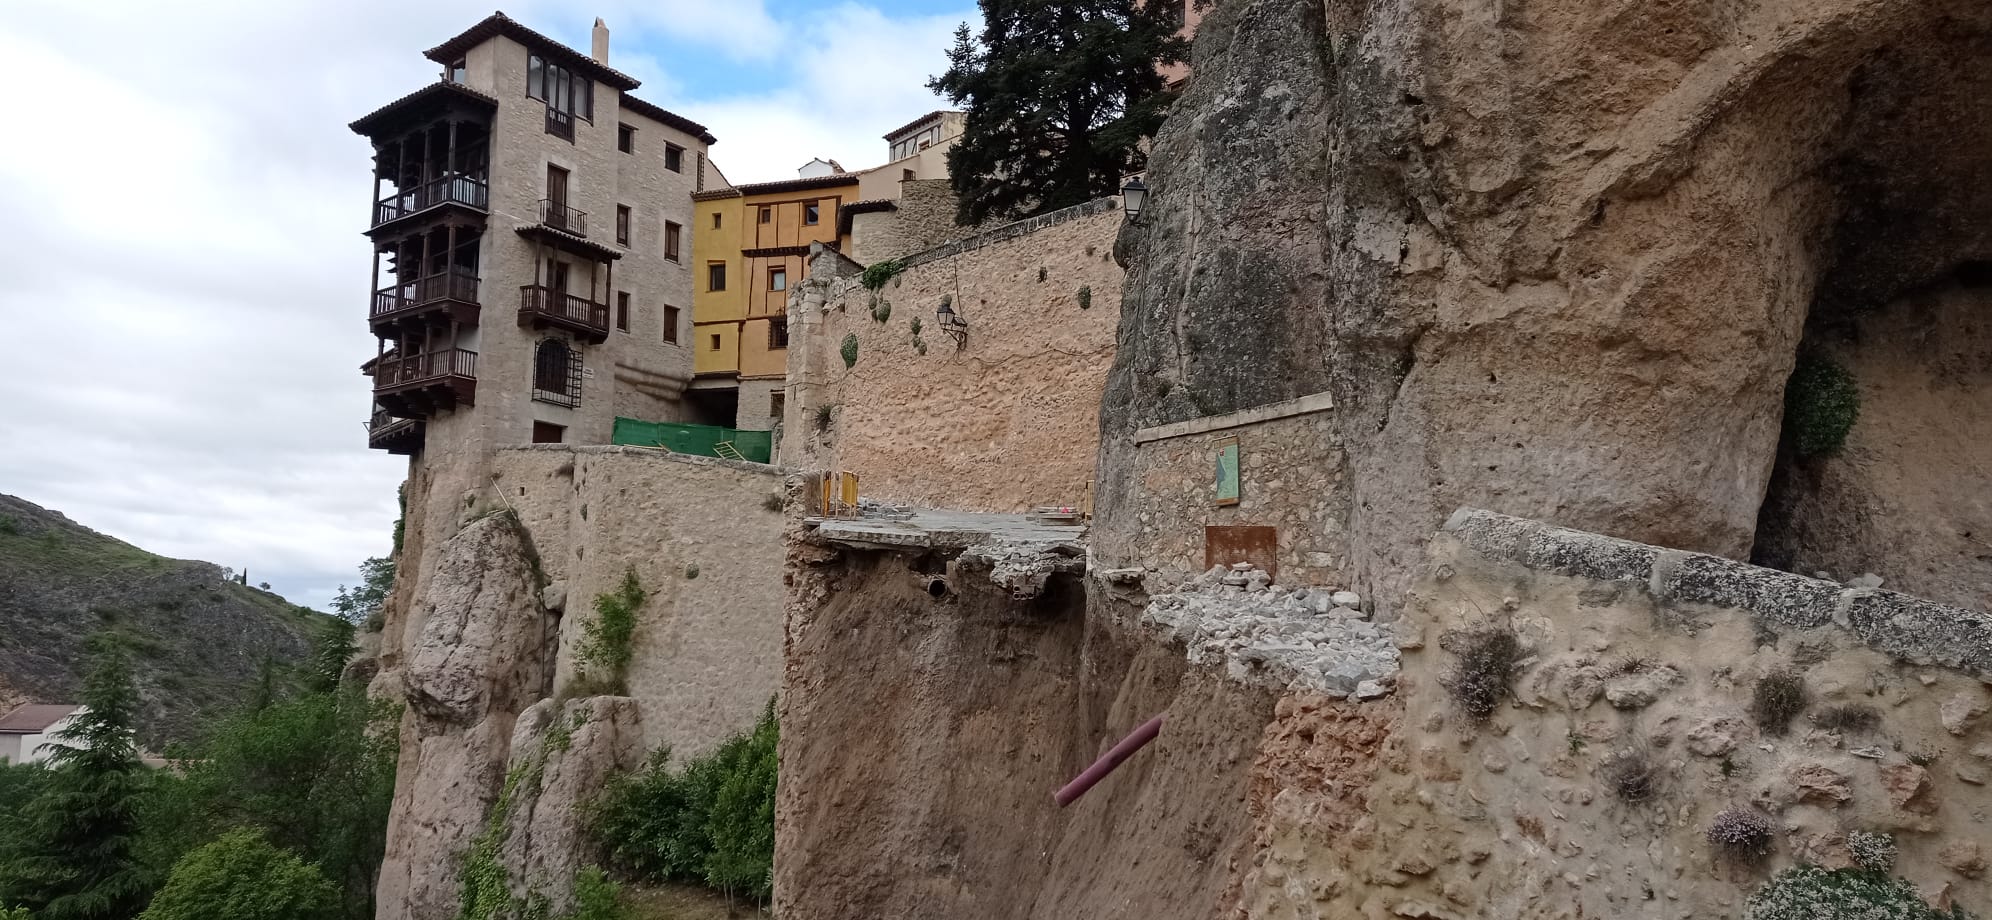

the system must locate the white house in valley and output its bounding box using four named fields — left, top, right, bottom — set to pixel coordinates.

left=0, top=704, right=85, bottom=765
